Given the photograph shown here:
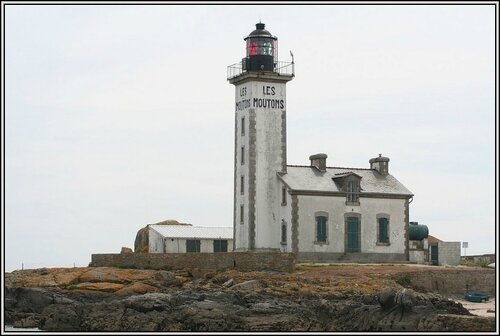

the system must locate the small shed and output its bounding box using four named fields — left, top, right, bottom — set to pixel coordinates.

left=149, top=224, right=233, bottom=253
left=428, top=235, right=461, bottom=266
